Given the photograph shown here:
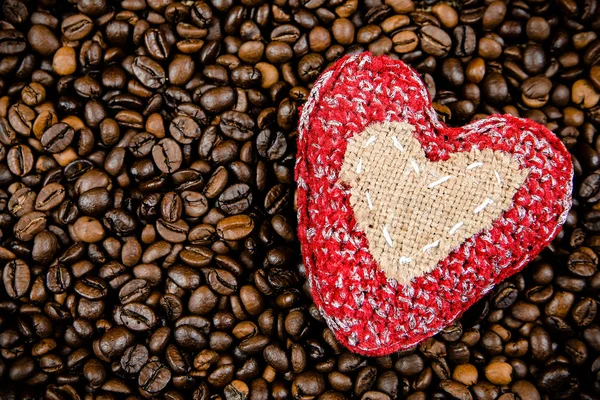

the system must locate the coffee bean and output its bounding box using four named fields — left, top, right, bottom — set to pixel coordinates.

left=115, top=302, right=157, bottom=331
left=126, top=133, right=154, bottom=159
left=526, top=17, right=551, bottom=42
left=32, top=231, right=59, bottom=265
left=168, top=264, right=201, bottom=290
left=52, top=46, right=77, bottom=76
left=298, top=53, right=325, bottom=82
left=156, top=218, right=189, bottom=243
left=264, top=184, right=291, bottom=214
left=41, top=123, right=74, bottom=153
left=133, top=56, right=166, bottom=89
left=103, top=209, right=137, bottom=236
left=152, top=138, right=182, bottom=173
left=7, top=144, right=33, bottom=176
left=485, top=362, right=513, bottom=385
left=61, top=14, right=93, bottom=41
left=217, top=215, right=254, bottom=241
left=537, top=364, right=579, bottom=396
left=521, top=77, right=552, bottom=108
left=0, top=29, right=26, bottom=55
left=220, top=111, right=255, bottom=141
left=46, top=263, right=72, bottom=293
left=568, top=249, right=598, bottom=277
left=118, top=278, right=150, bottom=305
left=181, top=191, right=209, bottom=217
left=572, top=297, right=597, bottom=327
left=217, top=183, right=252, bottom=215
left=139, top=361, right=171, bottom=394
left=99, top=326, right=135, bottom=359
left=293, top=371, right=326, bottom=398
left=145, top=28, right=171, bottom=60
left=420, top=26, right=451, bottom=57
left=14, top=211, right=46, bottom=241
left=169, top=116, right=202, bottom=145
left=27, top=24, right=60, bottom=56
left=200, top=87, right=237, bottom=113
left=8, top=102, right=35, bottom=136
left=74, top=276, right=108, bottom=300
left=74, top=216, right=105, bottom=243
left=120, top=344, right=149, bottom=375
left=35, top=183, right=65, bottom=211
left=2, top=259, right=30, bottom=298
